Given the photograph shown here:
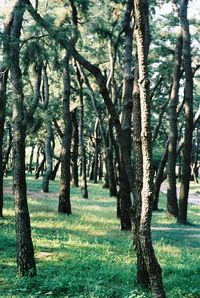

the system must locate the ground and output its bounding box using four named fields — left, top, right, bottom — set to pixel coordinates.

left=0, top=175, right=200, bottom=298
